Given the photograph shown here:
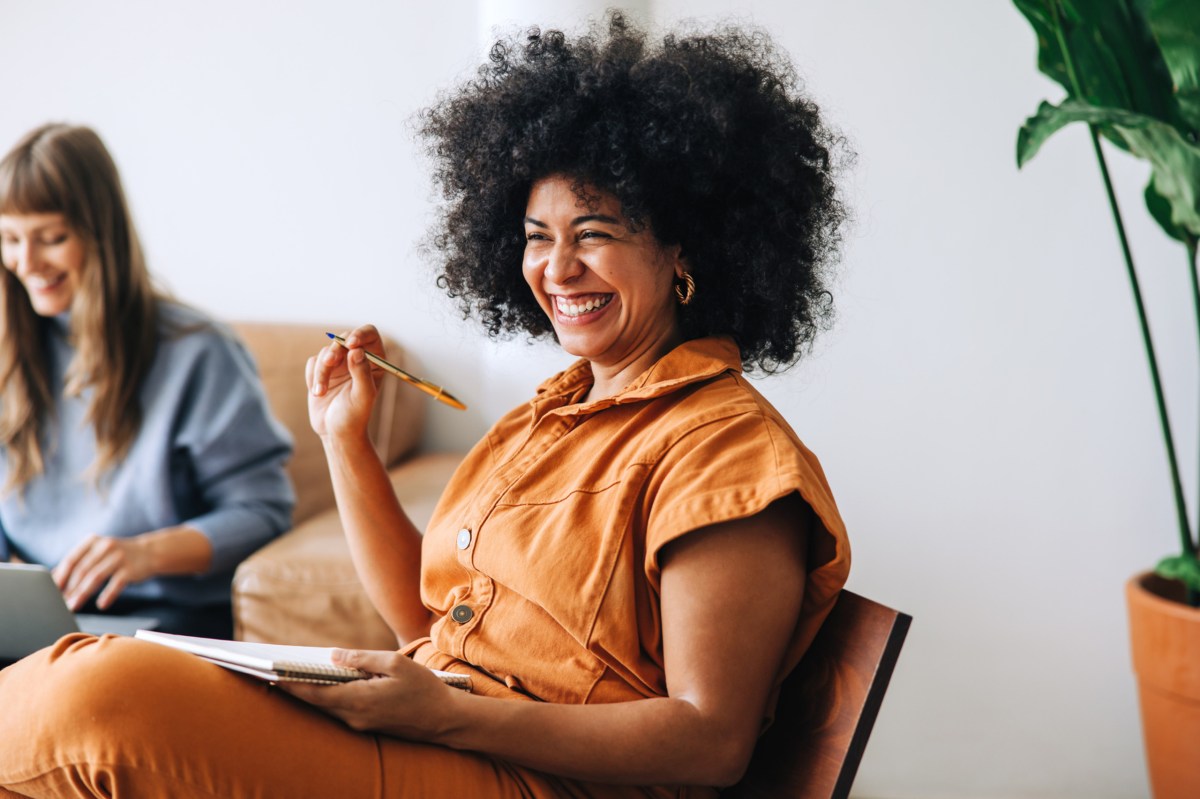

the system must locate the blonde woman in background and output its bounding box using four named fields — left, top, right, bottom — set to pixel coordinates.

left=0, top=123, right=294, bottom=639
